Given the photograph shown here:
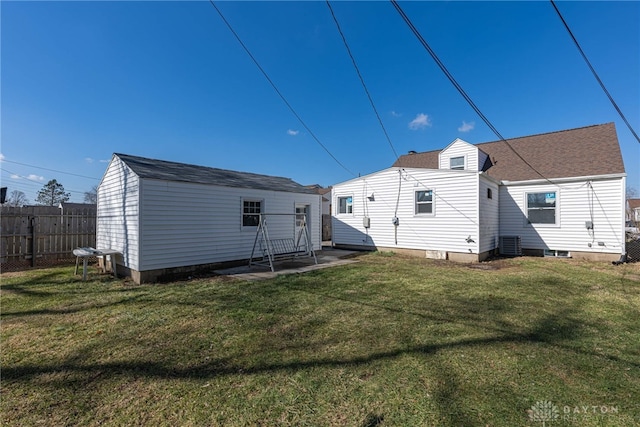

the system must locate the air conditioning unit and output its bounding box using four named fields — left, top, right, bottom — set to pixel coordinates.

left=499, top=236, right=522, bottom=256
